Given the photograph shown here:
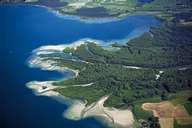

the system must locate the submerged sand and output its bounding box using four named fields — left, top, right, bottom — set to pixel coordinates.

left=64, top=95, right=134, bottom=127
left=26, top=39, right=135, bottom=127
left=27, top=81, right=134, bottom=127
